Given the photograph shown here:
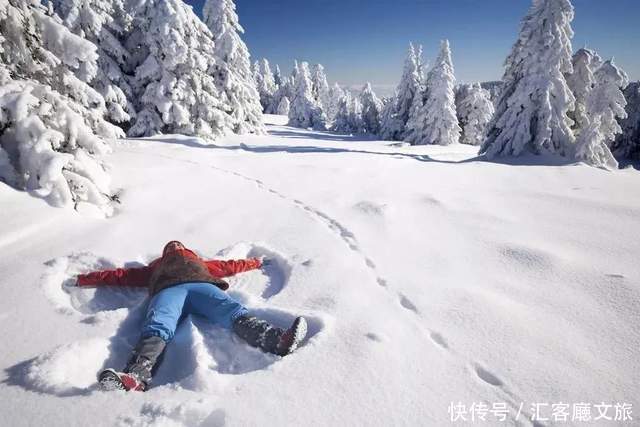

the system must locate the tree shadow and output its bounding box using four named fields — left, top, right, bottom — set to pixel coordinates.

left=136, top=130, right=640, bottom=170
